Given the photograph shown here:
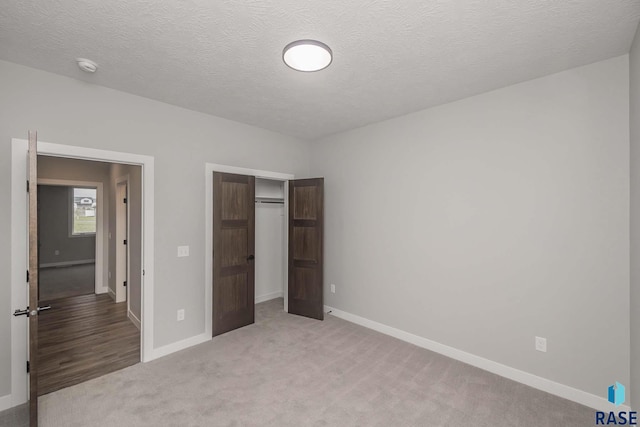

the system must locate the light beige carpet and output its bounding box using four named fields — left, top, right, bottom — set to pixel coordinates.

left=5, top=298, right=594, bottom=426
